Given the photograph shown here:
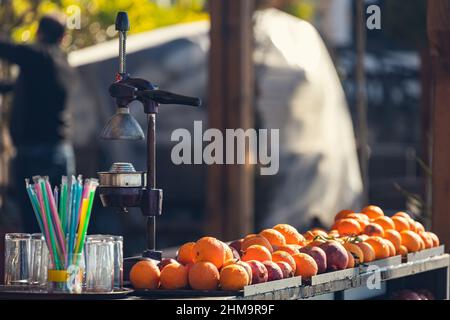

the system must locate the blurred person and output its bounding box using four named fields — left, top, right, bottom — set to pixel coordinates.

left=253, top=0, right=363, bottom=230
left=0, top=14, right=75, bottom=232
